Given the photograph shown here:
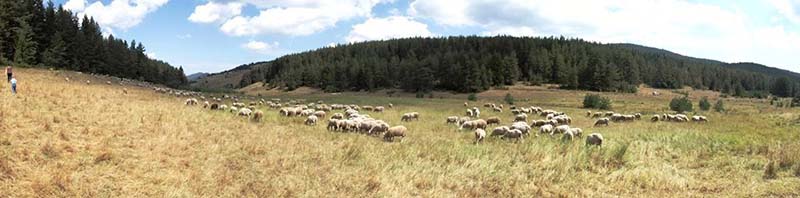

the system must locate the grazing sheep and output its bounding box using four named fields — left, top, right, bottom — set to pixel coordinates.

left=327, top=119, right=341, bottom=131
left=514, top=114, right=528, bottom=122
left=384, top=126, right=407, bottom=142
left=446, top=116, right=459, bottom=124
left=510, top=122, right=532, bottom=135
left=569, top=128, right=583, bottom=137
left=503, top=129, right=524, bottom=143
left=634, top=113, right=642, bottom=120
left=586, top=111, right=592, bottom=117
left=313, top=111, right=327, bottom=118
left=219, top=104, right=228, bottom=110
left=331, top=113, right=344, bottom=120
left=586, top=133, right=604, bottom=146
left=305, top=115, right=319, bottom=126
left=594, top=118, right=610, bottom=126
left=474, top=129, right=486, bottom=144
left=530, top=120, right=547, bottom=127
left=210, top=103, right=220, bottom=110
left=471, top=107, right=481, bottom=118
left=464, top=102, right=469, bottom=107
left=457, top=117, right=471, bottom=126
left=388, top=103, right=393, bottom=108
left=691, top=115, right=708, bottom=122
left=238, top=108, right=253, bottom=117
left=553, top=125, right=571, bottom=135
left=604, top=111, right=615, bottom=117
left=185, top=98, right=198, bottom=106
left=592, top=112, right=603, bottom=118
left=493, top=107, right=503, bottom=112
left=230, top=107, right=239, bottom=113
left=491, top=126, right=510, bottom=137
left=368, top=121, right=391, bottom=136
left=511, top=109, right=521, bottom=115
left=401, top=112, right=420, bottom=122
left=460, top=119, right=487, bottom=130
left=466, top=109, right=474, bottom=117
left=251, top=110, right=264, bottom=122
left=203, top=101, right=210, bottom=108
left=374, top=106, right=385, bottom=112
left=562, top=130, right=576, bottom=142
left=486, top=116, right=501, bottom=125
left=651, top=115, right=661, bottom=122
left=539, top=124, right=554, bottom=134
